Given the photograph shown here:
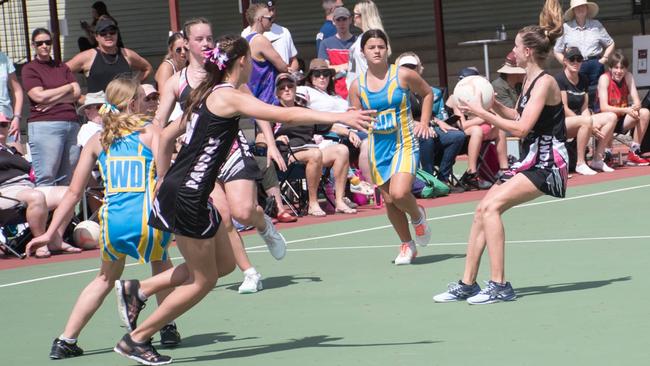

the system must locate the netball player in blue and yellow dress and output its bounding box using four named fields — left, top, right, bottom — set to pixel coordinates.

left=348, top=29, right=434, bottom=265
left=26, top=76, right=176, bottom=360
